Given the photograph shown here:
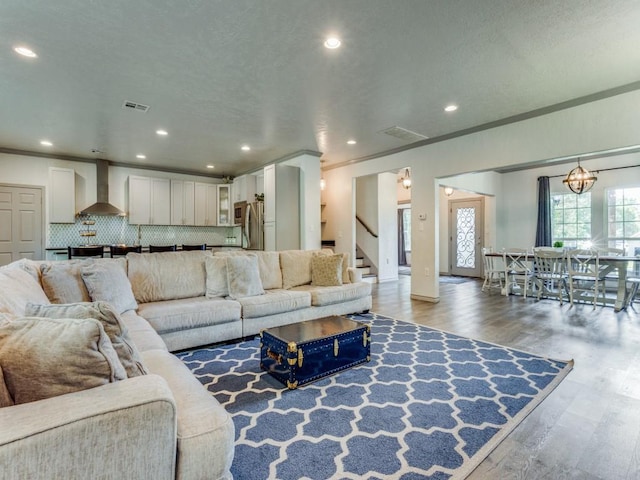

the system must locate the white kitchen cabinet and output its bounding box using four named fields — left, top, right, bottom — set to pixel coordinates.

left=49, top=167, right=75, bottom=223
left=170, top=180, right=195, bottom=225
left=262, top=164, right=299, bottom=250
left=217, top=184, right=232, bottom=226
left=194, top=183, right=218, bottom=226
left=233, top=174, right=257, bottom=203
left=127, top=175, right=171, bottom=225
